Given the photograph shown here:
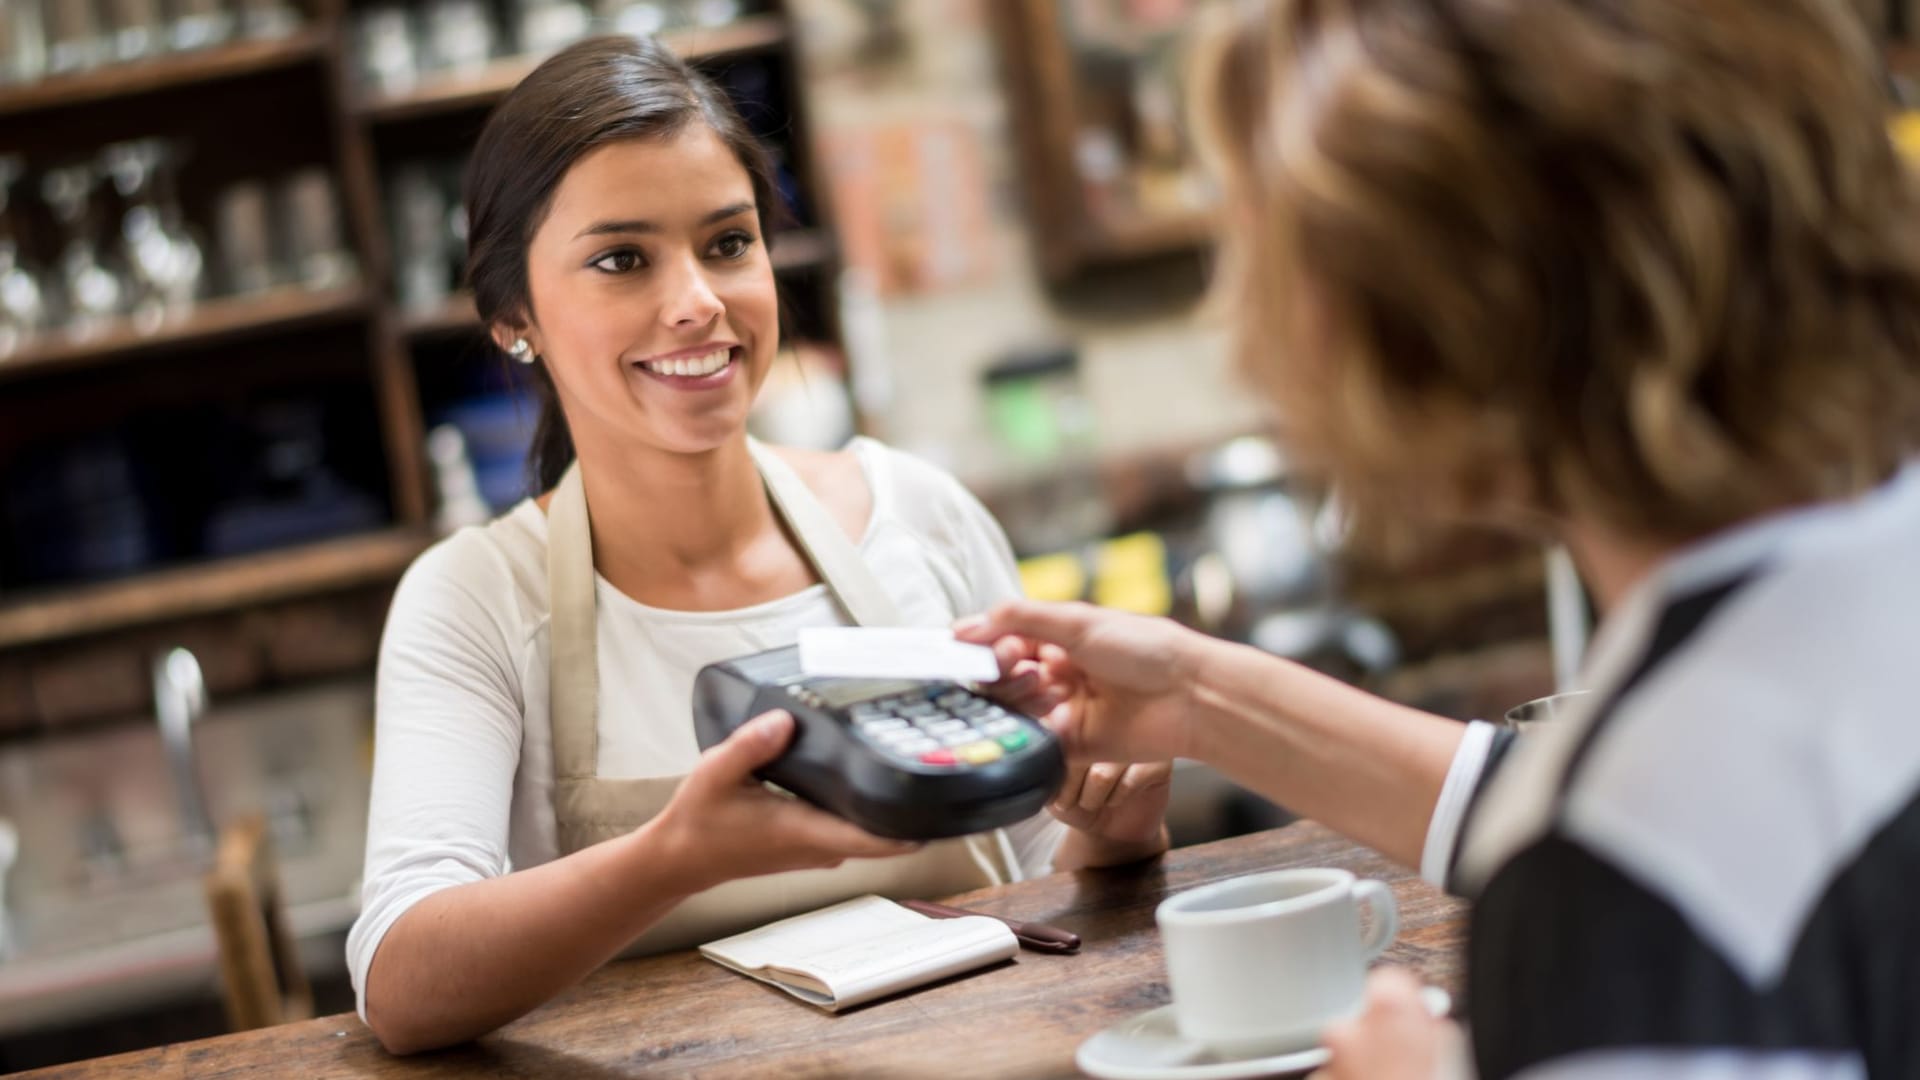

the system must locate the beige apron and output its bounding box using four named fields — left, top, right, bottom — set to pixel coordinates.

left=546, top=439, right=1017, bottom=956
